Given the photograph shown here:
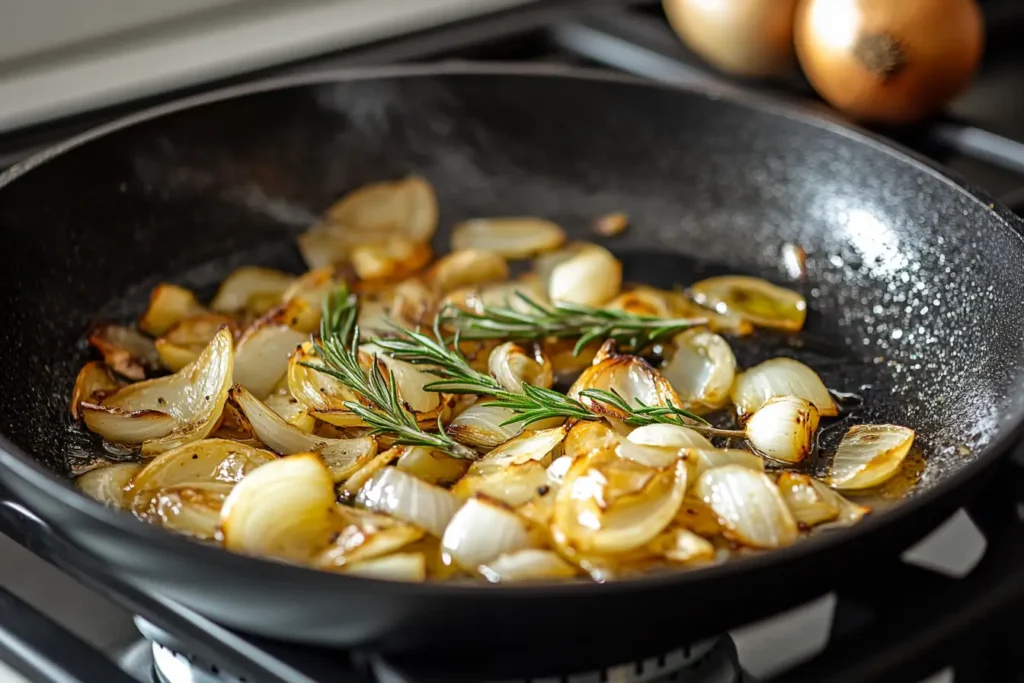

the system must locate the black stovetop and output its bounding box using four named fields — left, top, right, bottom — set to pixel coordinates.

left=2, top=2, right=1024, bottom=682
